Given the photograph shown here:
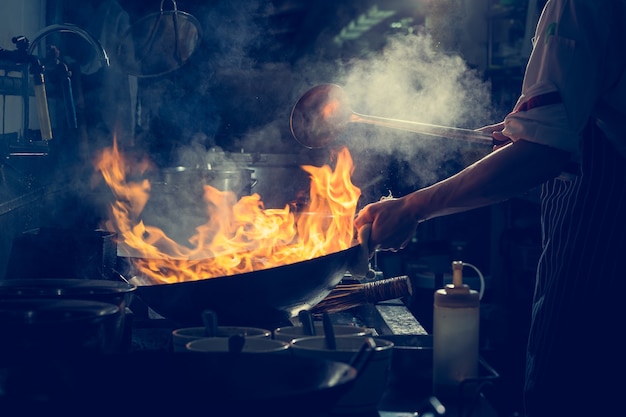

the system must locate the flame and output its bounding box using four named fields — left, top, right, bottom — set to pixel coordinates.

left=93, top=140, right=361, bottom=284
left=321, top=99, right=340, bottom=119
